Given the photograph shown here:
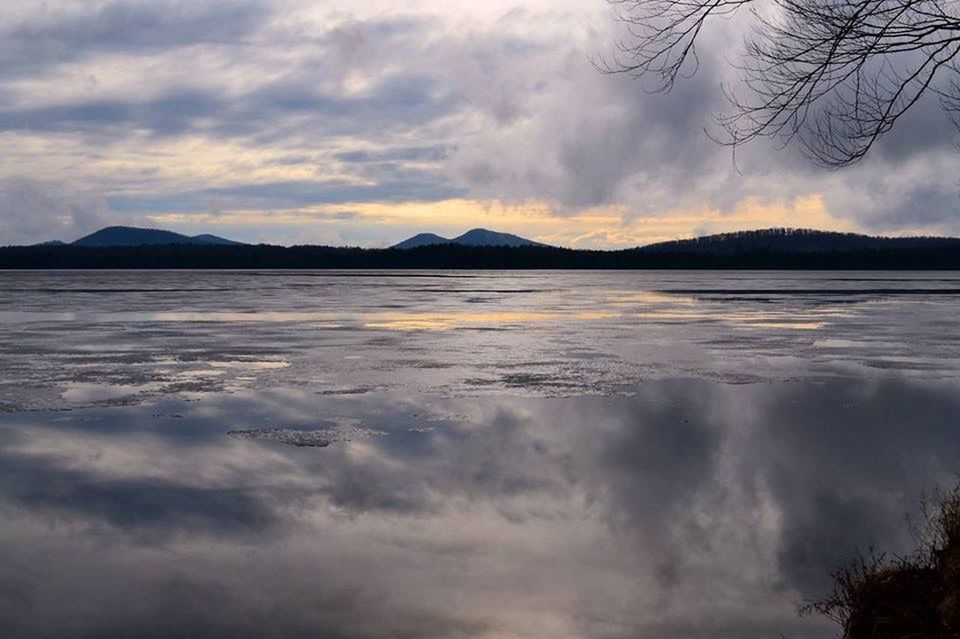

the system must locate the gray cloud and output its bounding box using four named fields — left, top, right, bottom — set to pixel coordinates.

left=444, top=14, right=960, bottom=231
left=335, top=145, right=451, bottom=164
left=0, top=74, right=462, bottom=142
left=0, top=1, right=956, bottom=244
left=444, top=27, right=770, bottom=214
left=0, top=0, right=272, bottom=77
left=0, top=89, right=225, bottom=137
left=0, top=178, right=110, bottom=245
left=106, top=174, right=466, bottom=214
